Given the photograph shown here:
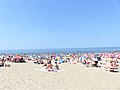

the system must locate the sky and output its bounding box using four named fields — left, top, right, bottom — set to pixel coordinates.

left=0, top=0, right=120, bottom=50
